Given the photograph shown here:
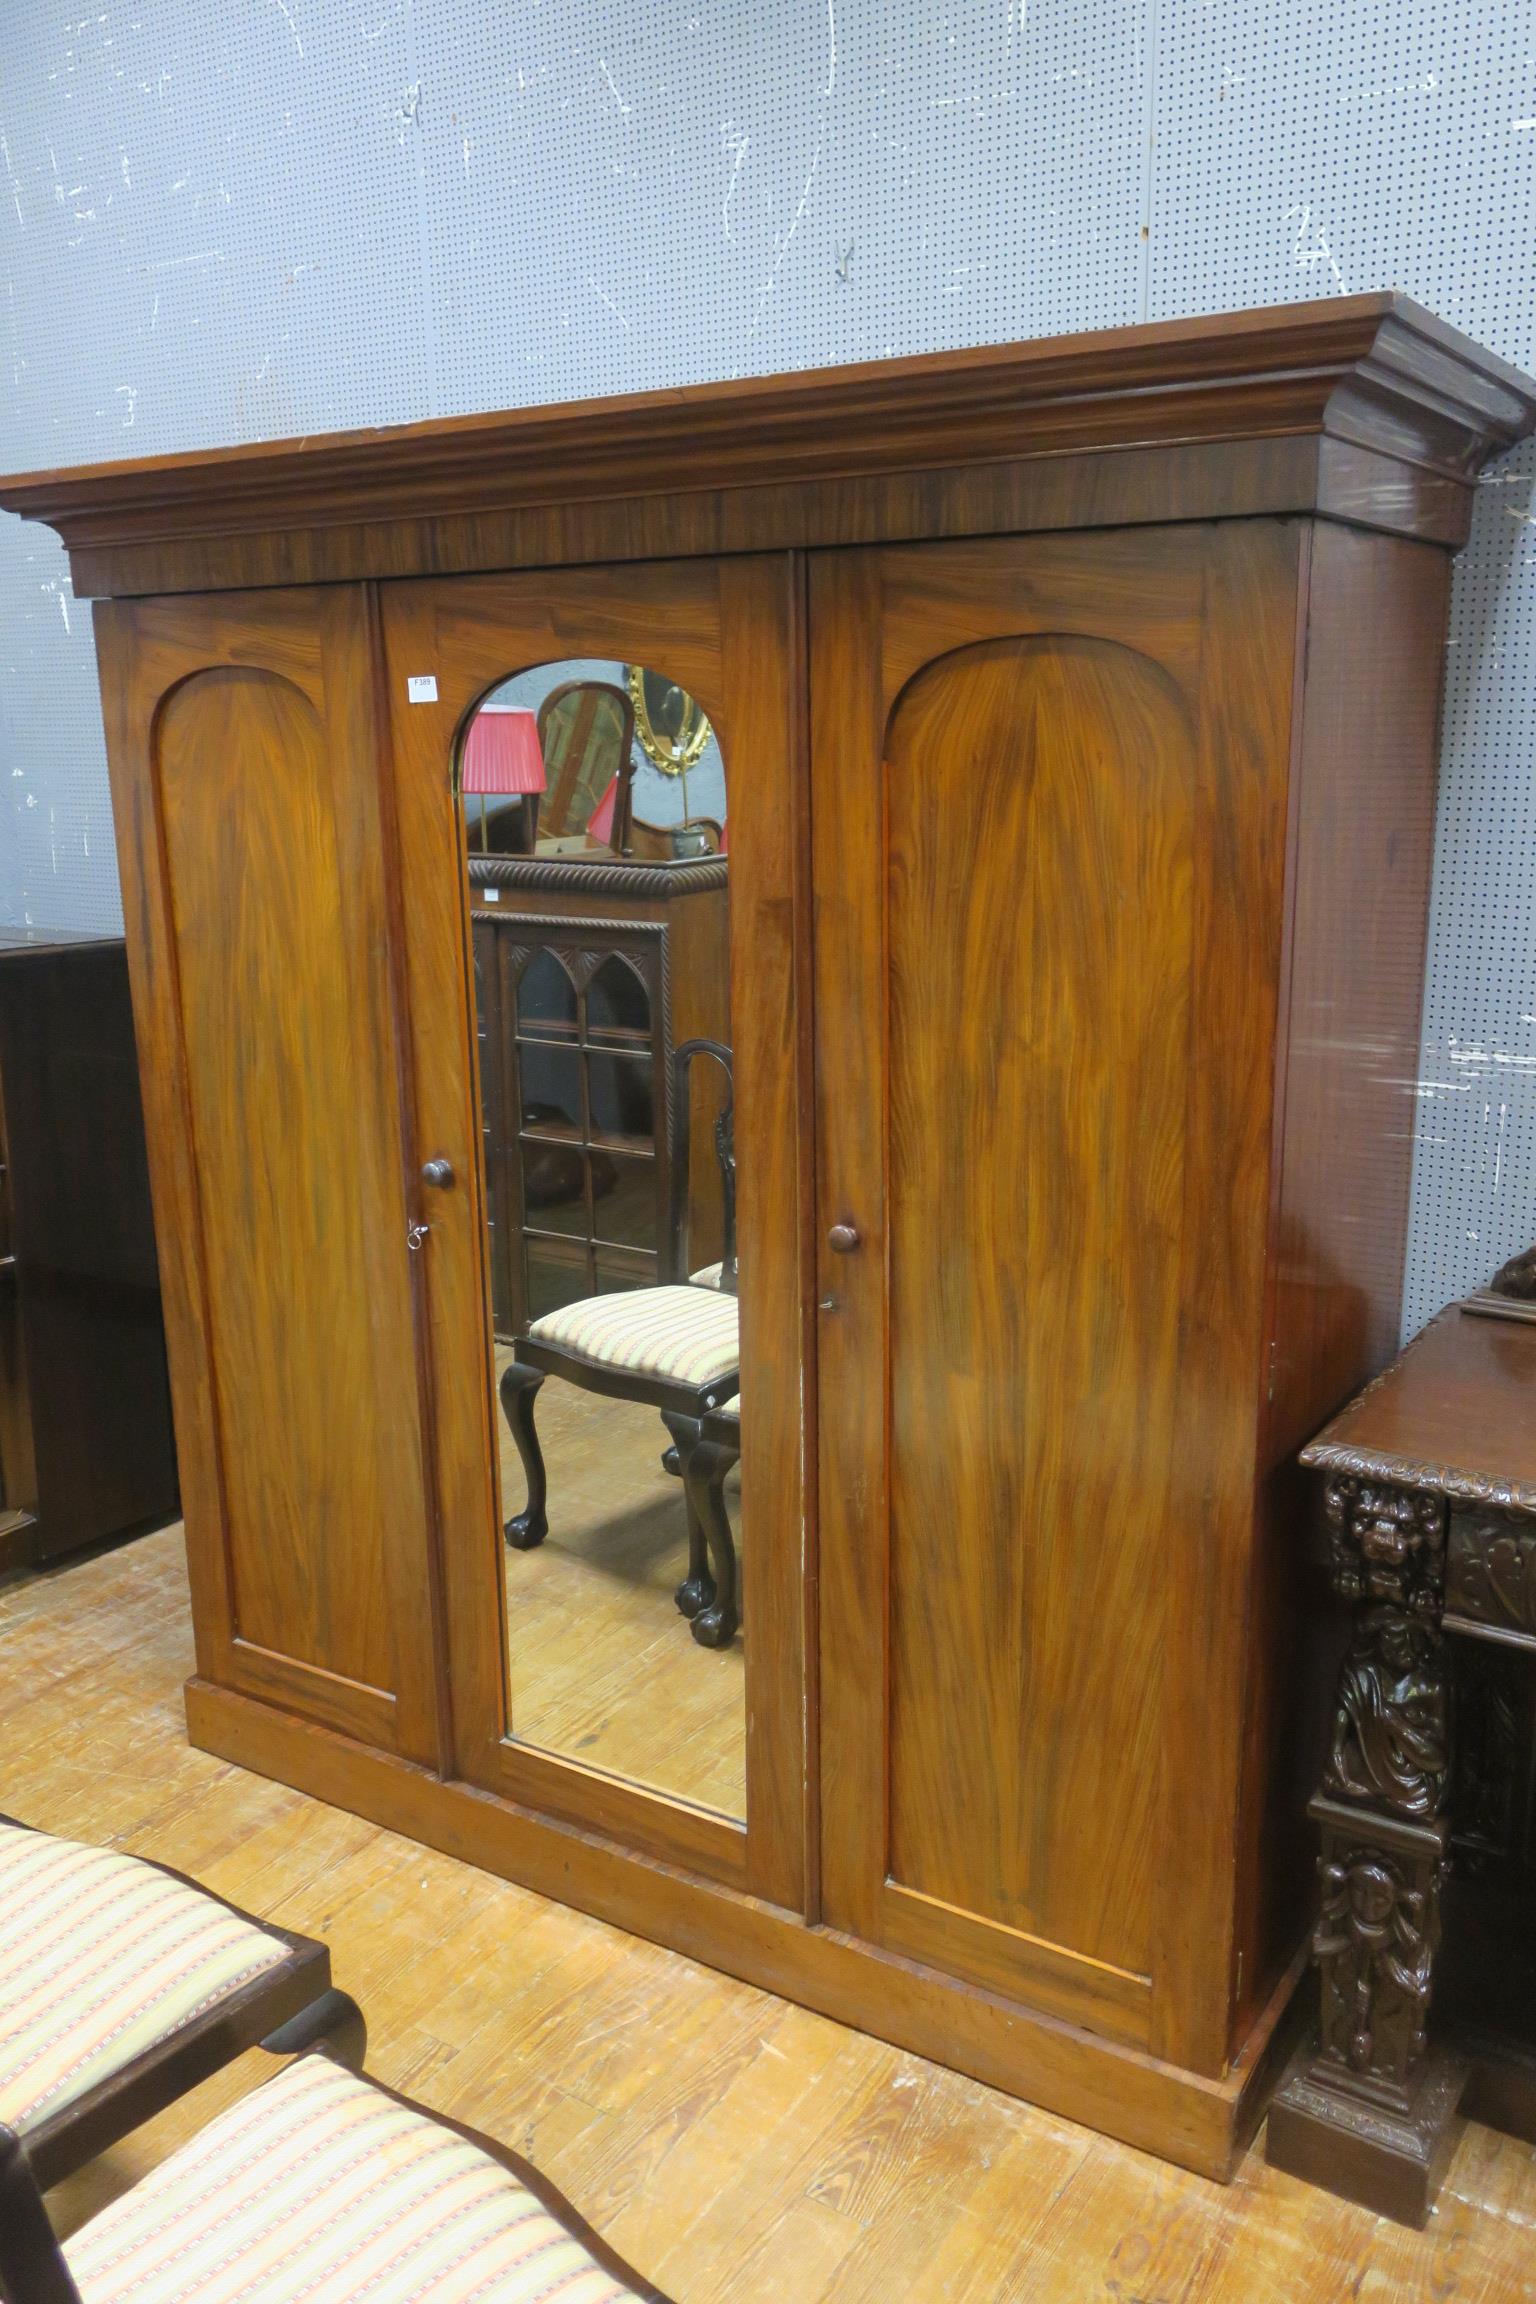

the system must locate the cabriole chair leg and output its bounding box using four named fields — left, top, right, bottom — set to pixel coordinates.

left=499, top=1360, right=549, bottom=1549
left=684, top=1431, right=740, bottom=1648
left=661, top=1411, right=713, bottom=1621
